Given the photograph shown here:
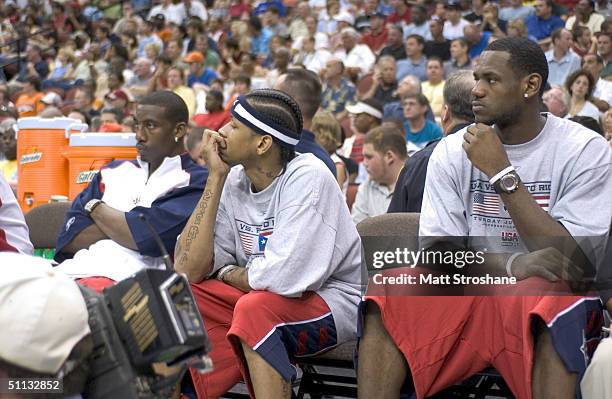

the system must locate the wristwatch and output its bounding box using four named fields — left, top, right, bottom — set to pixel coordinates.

left=84, top=199, right=104, bottom=215
left=492, top=170, right=521, bottom=194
